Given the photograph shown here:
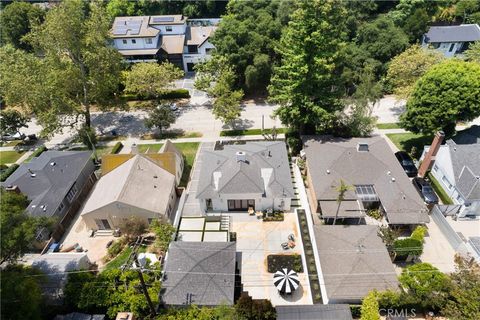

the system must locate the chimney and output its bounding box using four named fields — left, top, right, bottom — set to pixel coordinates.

left=418, top=131, right=445, bottom=178
left=236, top=151, right=246, bottom=162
